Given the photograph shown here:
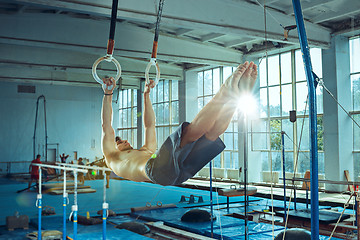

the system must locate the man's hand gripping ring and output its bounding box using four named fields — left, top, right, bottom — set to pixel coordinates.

left=92, top=55, right=121, bottom=90
left=145, top=58, right=160, bottom=86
